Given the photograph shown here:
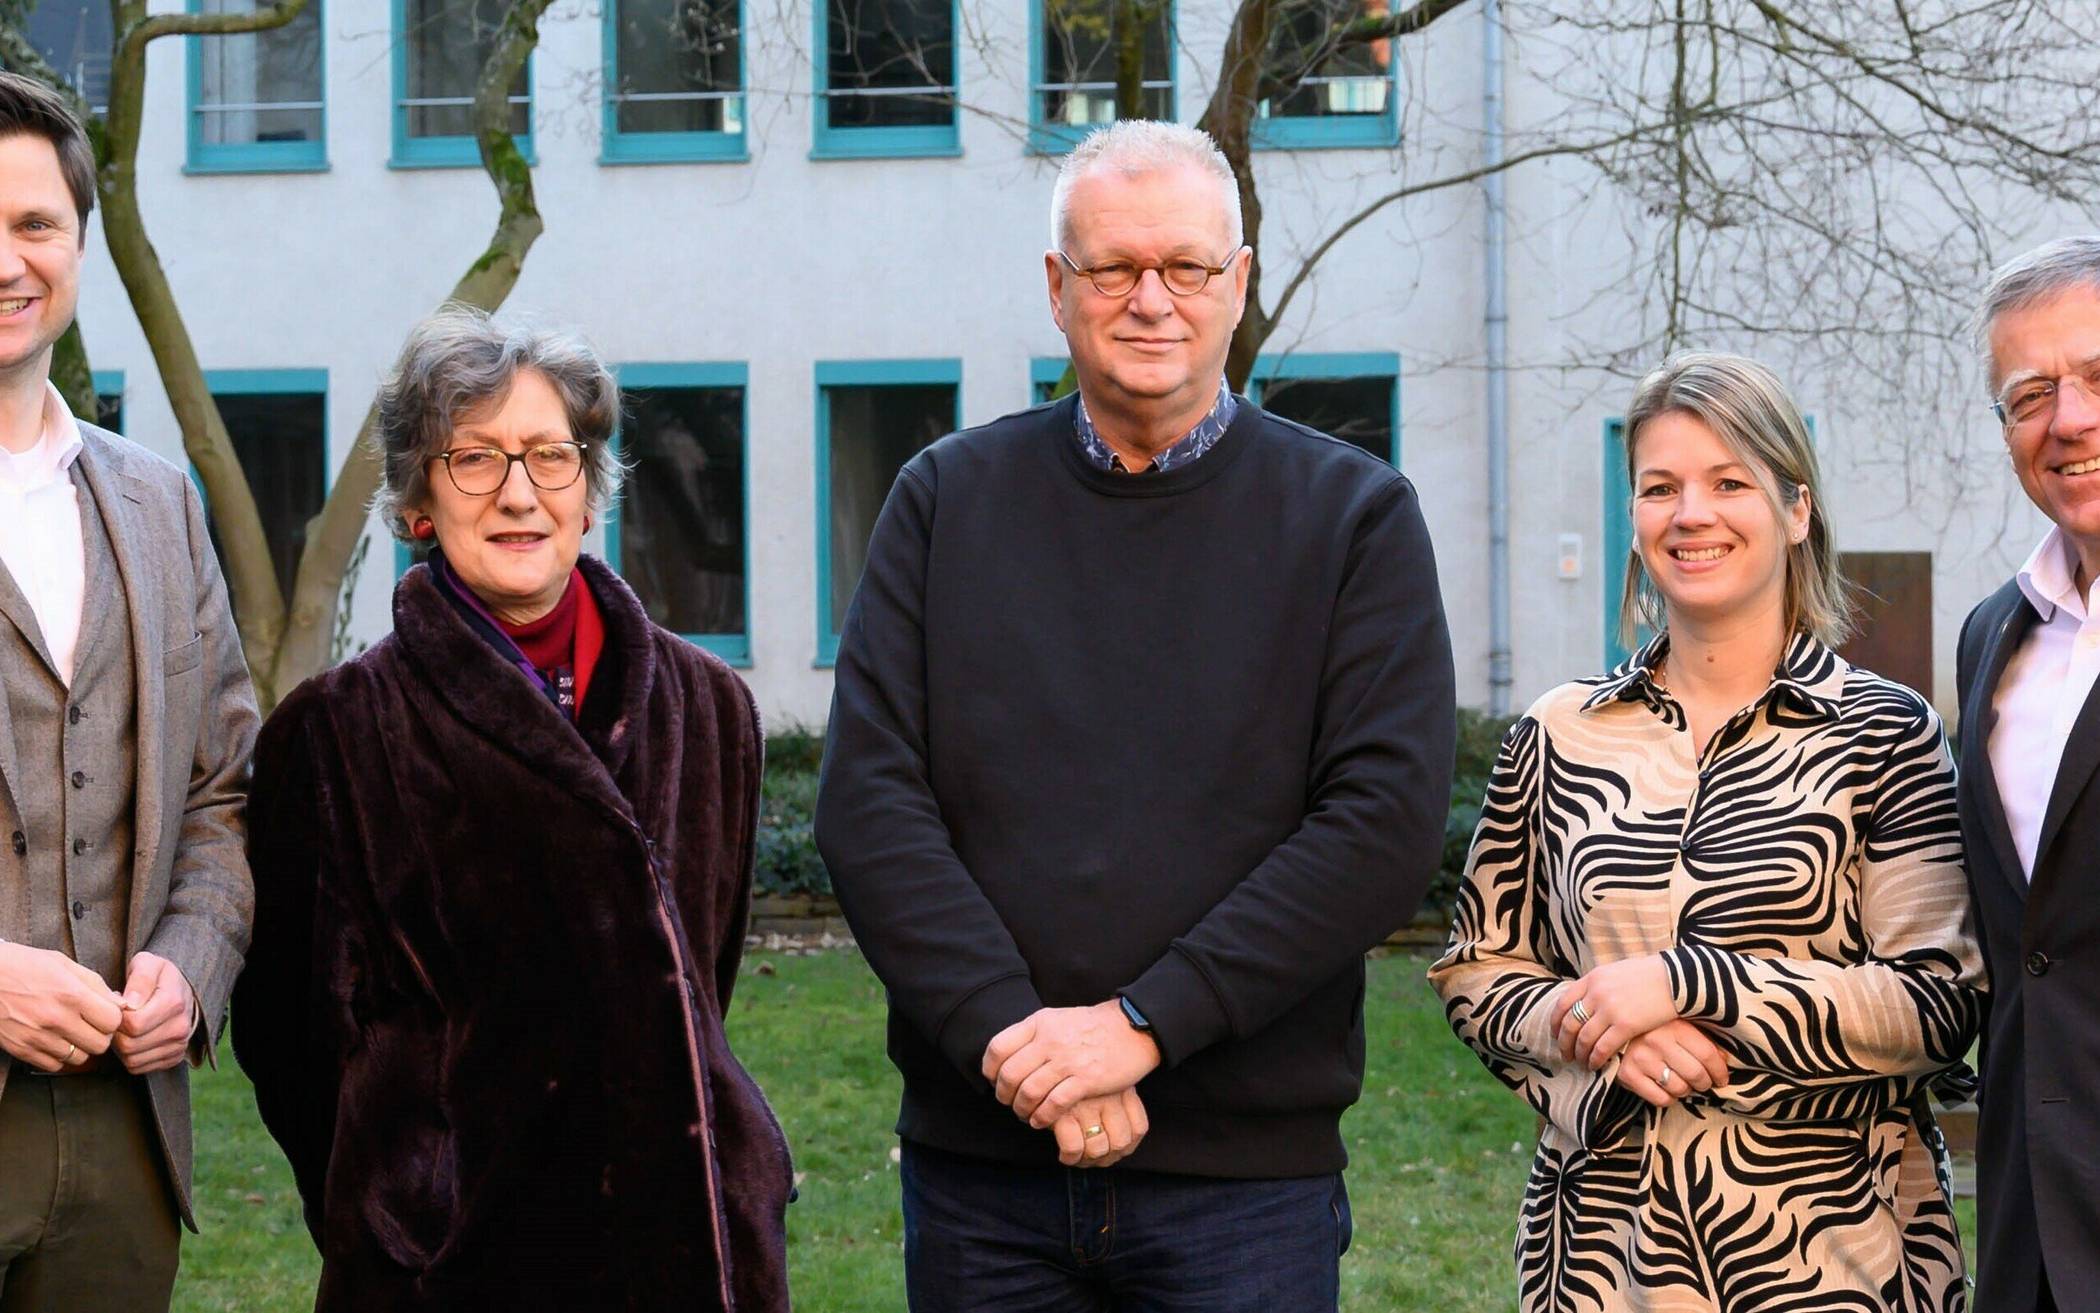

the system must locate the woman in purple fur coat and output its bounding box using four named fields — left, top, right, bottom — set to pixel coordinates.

left=233, top=306, right=792, bottom=1311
